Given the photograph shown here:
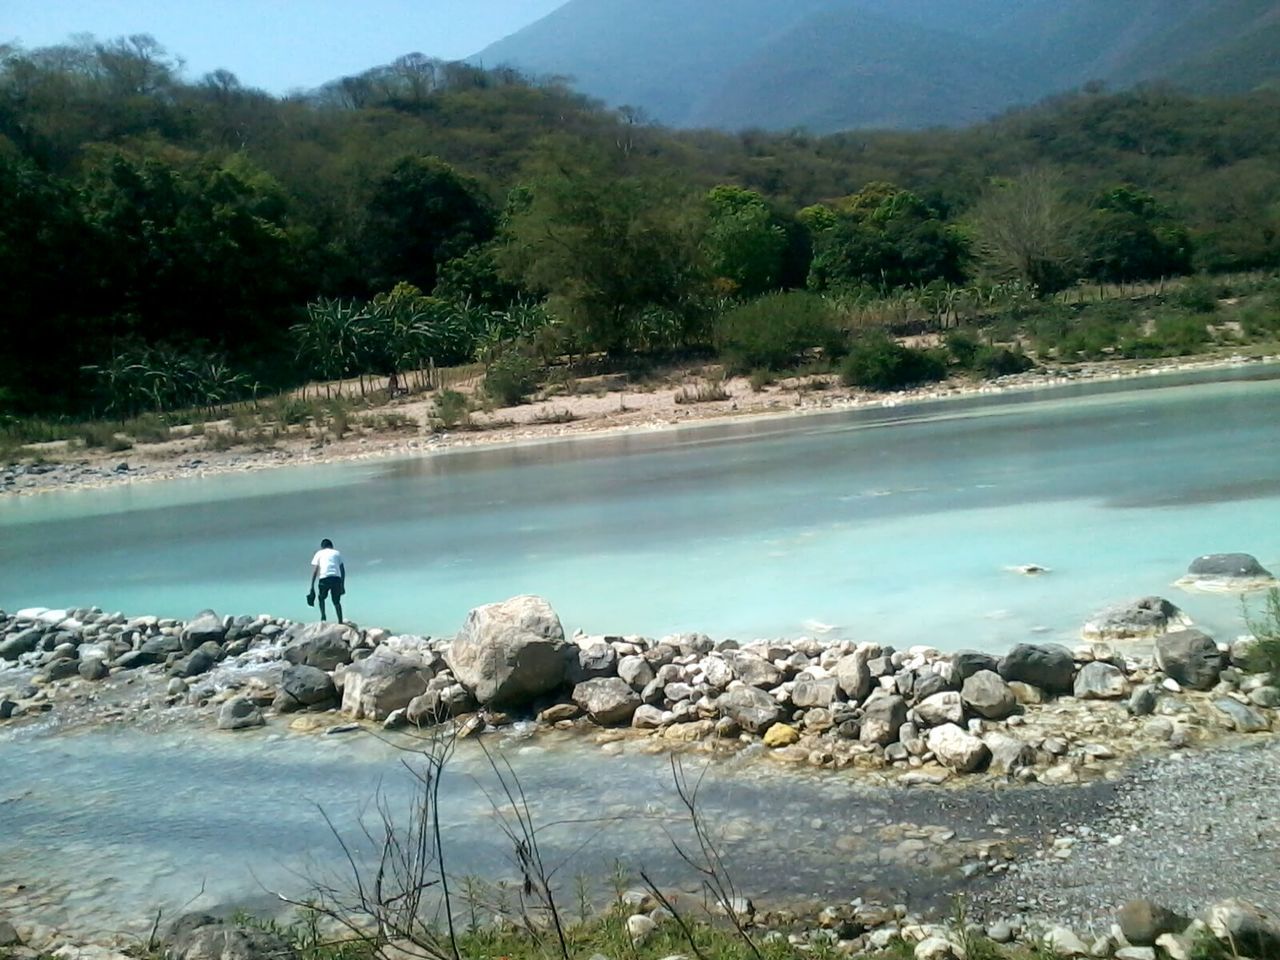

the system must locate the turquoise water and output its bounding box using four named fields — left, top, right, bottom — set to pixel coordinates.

left=1, top=367, right=1278, bottom=650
